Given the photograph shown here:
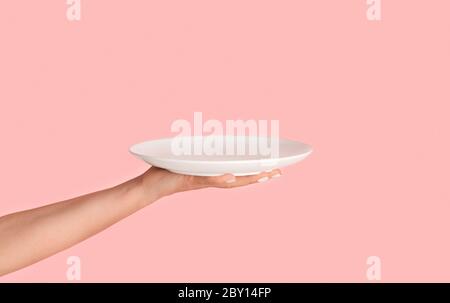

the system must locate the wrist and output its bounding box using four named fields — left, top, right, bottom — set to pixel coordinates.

left=115, top=174, right=161, bottom=209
